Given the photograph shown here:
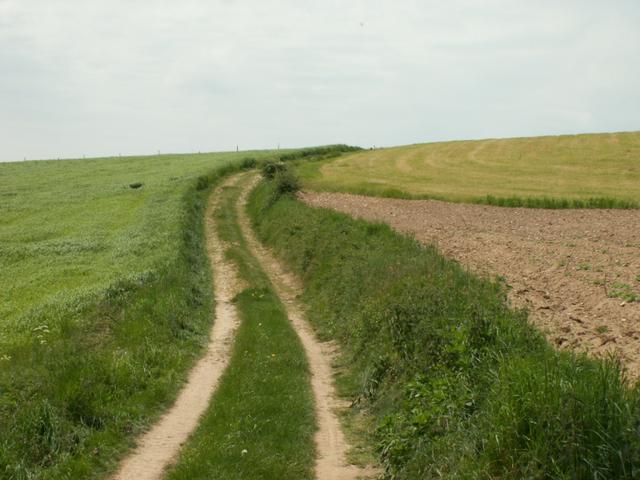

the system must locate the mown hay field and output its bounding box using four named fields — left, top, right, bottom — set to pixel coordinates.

left=300, top=131, right=640, bottom=207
